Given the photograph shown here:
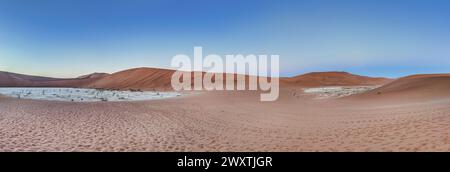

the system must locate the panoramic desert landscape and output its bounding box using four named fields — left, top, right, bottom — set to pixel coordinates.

left=1, top=68, right=449, bottom=152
